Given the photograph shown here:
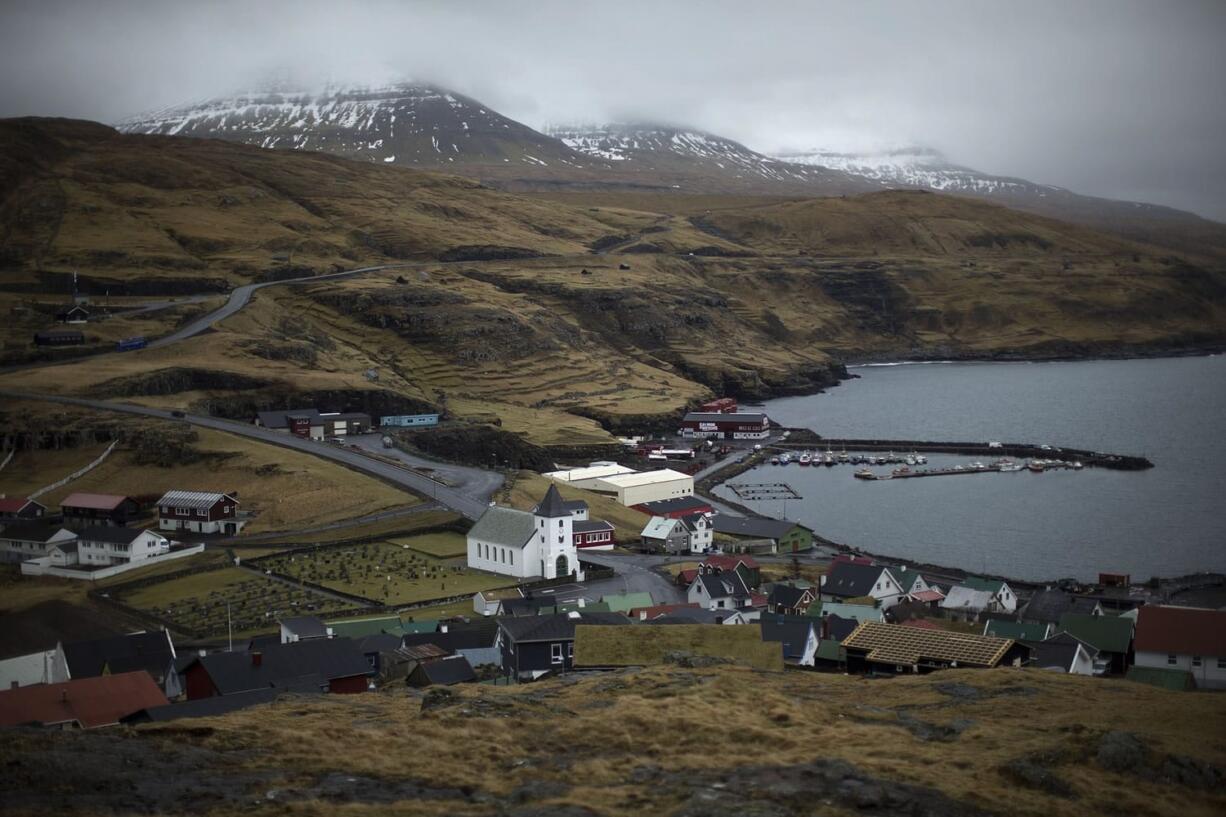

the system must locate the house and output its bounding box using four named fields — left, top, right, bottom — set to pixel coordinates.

left=688, top=570, right=754, bottom=611
left=0, top=522, right=77, bottom=564
left=0, top=649, right=57, bottom=688
left=54, top=630, right=180, bottom=698
left=466, top=485, right=583, bottom=581
left=807, top=601, right=886, bottom=624
left=1039, top=632, right=1107, bottom=675
left=820, top=562, right=905, bottom=610
left=699, top=397, right=738, bottom=414
left=76, top=526, right=171, bottom=566
left=60, top=492, right=140, bottom=527
left=0, top=671, right=168, bottom=729
left=473, top=588, right=525, bottom=616
left=710, top=516, right=814, bottom=553
left=0, top=496, right=46, bottom=521
left=1055, top=613, right=1134, bottom=674
left=122, top=688, right=278, bottom=724
left=889, top=566, right=933, bottom=597
left=573, top=623, right=782, bottom=671
left=401, top=619, right=501, bottom=668
left=939, top=586, right=998, bottom=621
left=280, top=616, right=330, bottom=644
left=632, top=496, right=714, bottom=519
left=960, top=577, right=1019, bottom=613
left=407, top=655, right=477, bottom=687
left=679, top=411, right=770, bottom=440
left=379, top=413, right=440, bottom=428
left=600, top=592, right=655, bottom=615
left=759, top=613, right=819, bottom=666
left=573, top=519, right=616, bottom=550
left=699, top=554, right=762, bottom=588
left=675, top=568, right=699, bottom=587
left=1029, top=636, right=1096, bottom=676
left=767, top=583, right=816, bottom=616
left=589, top=469, right=694, bottom=506
left=640, top=516, right=689, bottom=554
left=1133, top=605, right=1226, bottom=689
left=629, top=602, right=703, bottom=621
left=33, top=329, right=85, bottom=346
left=156, top=490, right=244, bottom=535
left=840, top=621, right=1025, bottom=674
left=56, top=303, right=90, bottom=323
left=497, top=612, right=631, bottom=681
left=182, top=638, right=373, bottom=699
left=254, top=409, right=371, bottom=439
left=983, top=620, right=1053, bottom=642
left=679, top=512, right=713, bottom=554
left=1020, top=588, right=1103, bottom=626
